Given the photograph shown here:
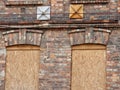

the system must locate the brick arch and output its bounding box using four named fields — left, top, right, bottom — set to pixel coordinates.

left=68, top=28, right=111, bottom=46
left=3, top=29, right=43, bottom=46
